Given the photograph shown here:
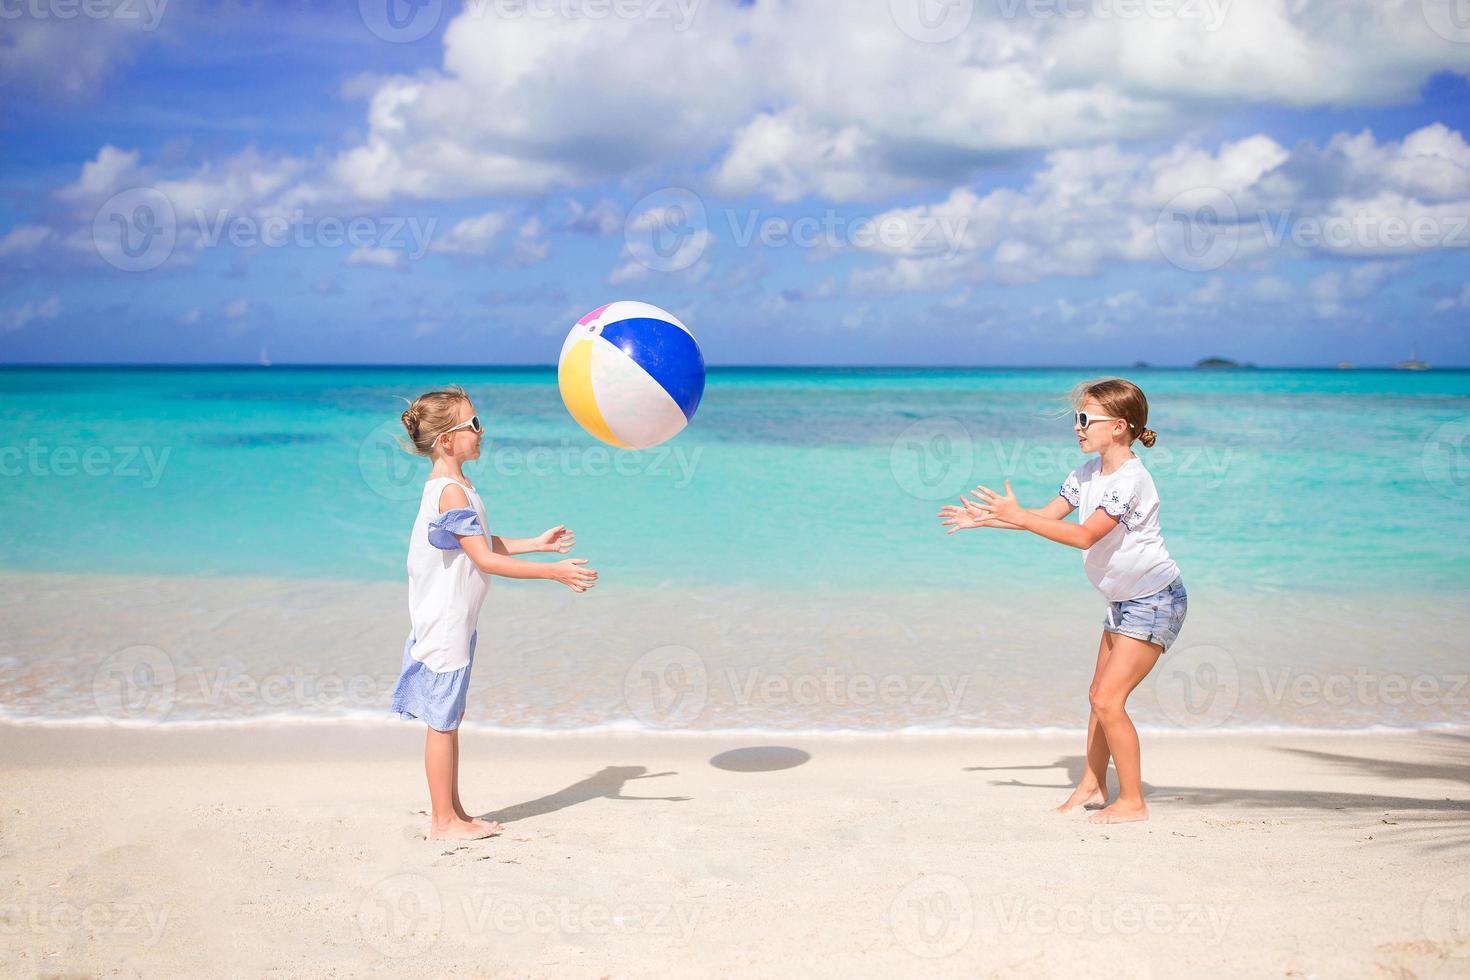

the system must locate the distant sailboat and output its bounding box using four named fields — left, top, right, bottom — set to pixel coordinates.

left=1394, top=346, right=1429, bottom=371
left=258, top=346, right=272, bottom=368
